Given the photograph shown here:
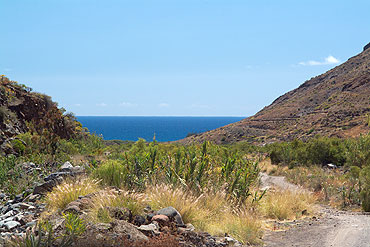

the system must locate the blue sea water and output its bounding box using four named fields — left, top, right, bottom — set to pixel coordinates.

left=77, top=116, right=245, bottom=142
